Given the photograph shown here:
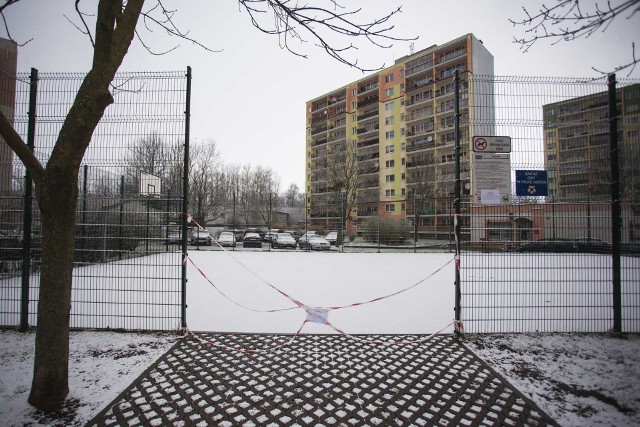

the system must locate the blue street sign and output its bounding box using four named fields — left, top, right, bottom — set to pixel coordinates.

left=515, top=170, right=548, bottom=196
